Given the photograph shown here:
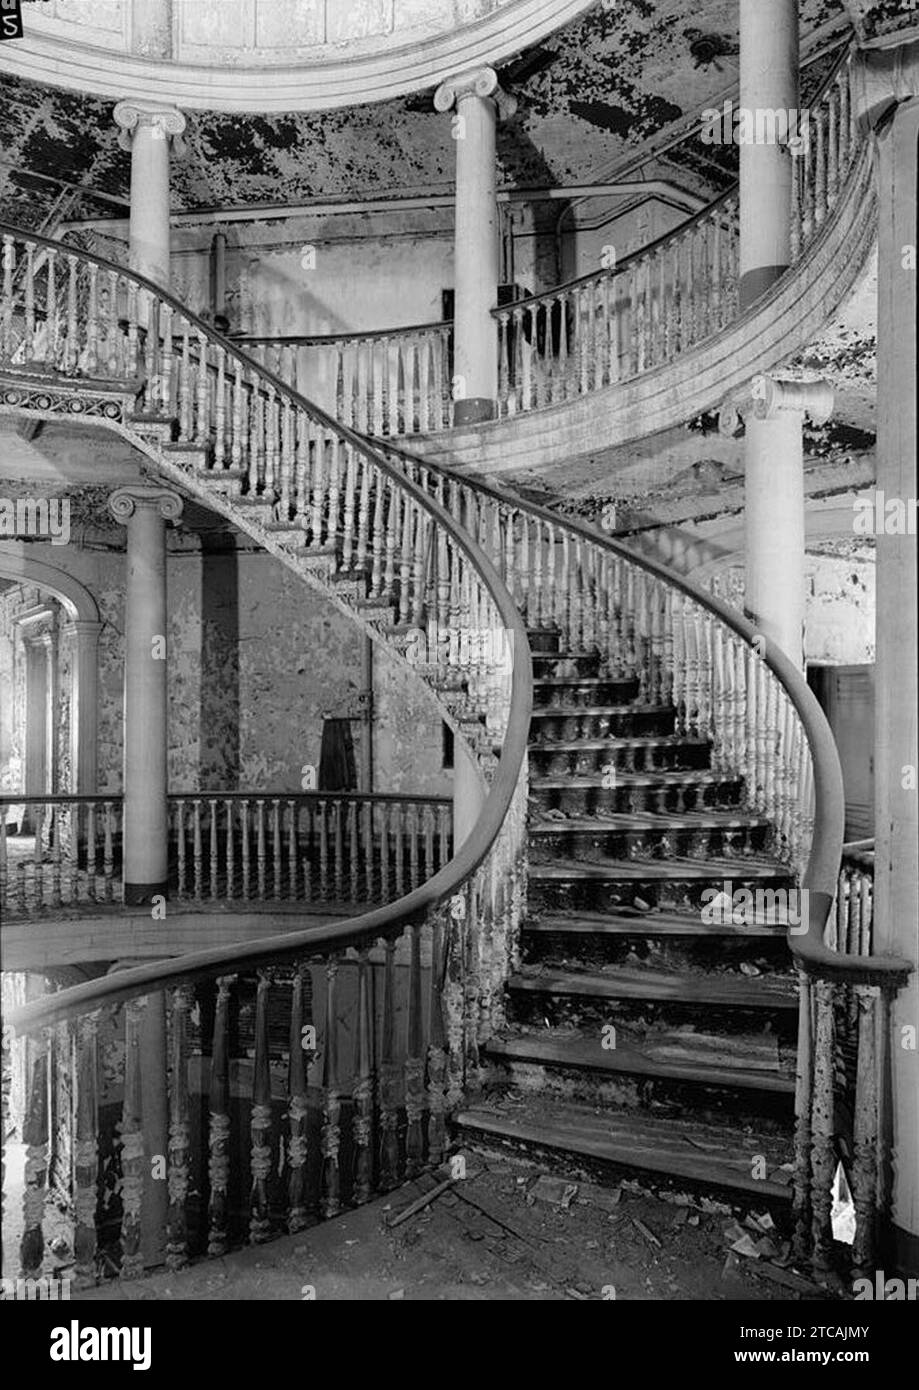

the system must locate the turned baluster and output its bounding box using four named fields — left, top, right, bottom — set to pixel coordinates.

left=0, top=236, right=14, bottom=360
left=851, top=985, right=882, bottom=1277
left=793, top=154, right=808, bottom=258
left=378, top=937, right=401, bottom=1189
left=19, top=1037, right=49, bottom=1278
left=497, top=311, right=510, bottom=415
left=22, top=242, right=36, bottom=360
left=425, top=913, right=448, bottom=1166
left=355, top=458, right=371, bottom=572
left=73, top=1012, right=99, bottom=1288
left=100, top=799, right=114, bottom=903
left=287, top=964, right=313, bottom=1232
left=119, top=998, right=146, bottom=1277
left=438, top=804, right=451, bottom=869
left=206, top=976, right=234, bottom=1255
left=249, top=971, right=273, bottom=1243
left=392, top=803, right=405, bottom=899
left=838, top=67, right=851, bottom=171
left=309, top=427, right=326, bottom=546
left=395, top=343, right=407, bottom=435
left=341, top=445, right=357, bottom=568
left=224, top=797, right=236, bottom=898
left=404, top=921, right=426, bottom=1178
left=319, top=961, right=341, bottom=1218
left=205, top=798, right=217, bottom=900
left=49, top=805, right=62, bottom=908
left=346, top=950, right=374, bottom=1206
left=809, top=979, right=836, bottom=1271
left=165, top=986, right=193, bottom=1269
left=398, top=495, right=414, bottom=624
